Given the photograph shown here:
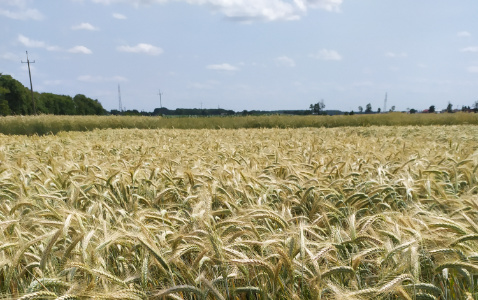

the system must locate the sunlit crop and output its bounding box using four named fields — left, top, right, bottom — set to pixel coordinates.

left=1, top=126, right=477, bottom=299
left=1, top=113, right=478, bottom=135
